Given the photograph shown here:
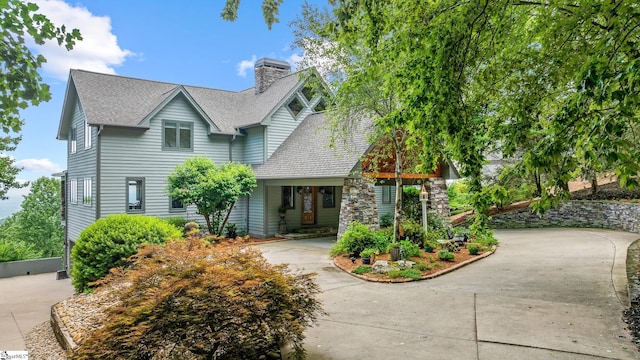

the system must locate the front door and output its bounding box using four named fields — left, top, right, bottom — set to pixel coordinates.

left=301, top=186, right=316, bottom=225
